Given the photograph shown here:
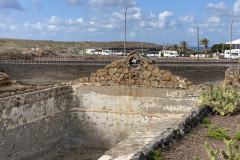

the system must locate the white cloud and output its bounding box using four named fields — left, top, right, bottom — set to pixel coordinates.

left=32, top=22, right=43, bottom=30
left=234, top=0, right=240, bottom=14
left=206, top=2, right=229, bottom=16
left=9, top=25, right=16, bottom=30
left=130, top=32, right=135, bottom=37
left=0, top=24, right=6, bottom=30
left=158, top=11, right=174, bottom=21
left=207, top=16, right=221, bottom=23
left=48, top=25, right=60, bottom=31
left=48, top=16, right=62, bottom=25
left=207, top=2, right=227, bottom=10
left=179, top=14, right=194, bottom=22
